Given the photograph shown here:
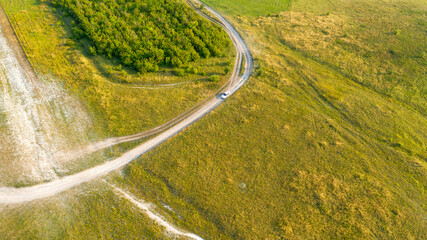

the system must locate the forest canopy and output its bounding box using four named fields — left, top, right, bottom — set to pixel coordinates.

left=50, top=0, right=231, bottom=73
